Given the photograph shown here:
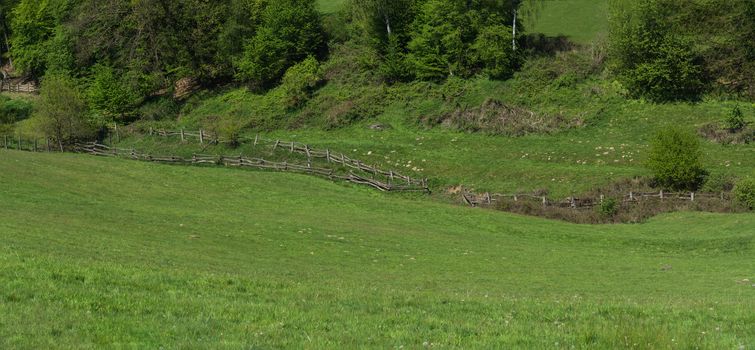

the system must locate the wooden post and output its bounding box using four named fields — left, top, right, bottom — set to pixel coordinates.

left=114, top=123, right=119, bottom=143
left=629, top=192, right=634, bottom=201
left=290, top=142, right=294, bottom=153
left=273, top=140, right=279, bottom=151
left=149, top=127, right=153, bottom=136
left=542, top=196, right=547, bottom=207
left=659, top=190, right=664, bottom=201
left=326, top=149, right=330, bottom=163
left=199, top=129, right=204, bottom=144
left=340, top=153, right=345, bottom=164
left=389, top=170, right=394, bottom=183
left=600, top=194, right=604, bottom=204
left=180, top=129, right=185, bottom=142
left=254, top=134, right=259, bottom=146
left=514, top=194, right=518, bottom=202
left=485, top=192, right=491, bottom=205
left=690, top=192, right=694, bottom=201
